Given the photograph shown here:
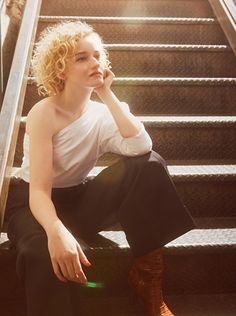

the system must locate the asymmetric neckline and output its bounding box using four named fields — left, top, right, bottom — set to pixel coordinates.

left=54, top=101, right=91, bottom=137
